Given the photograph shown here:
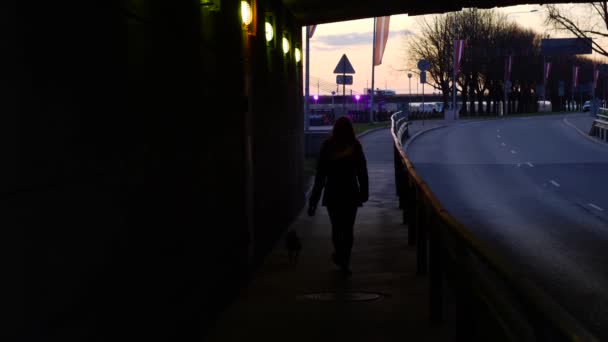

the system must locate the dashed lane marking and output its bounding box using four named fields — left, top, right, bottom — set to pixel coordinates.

left=526, top=162, right=534, bottom=167
left=511, top=150, right=517, bottom=154
left=588, top=203, right=604, bottom=211
left=550, top=180, right=561, bottom=187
